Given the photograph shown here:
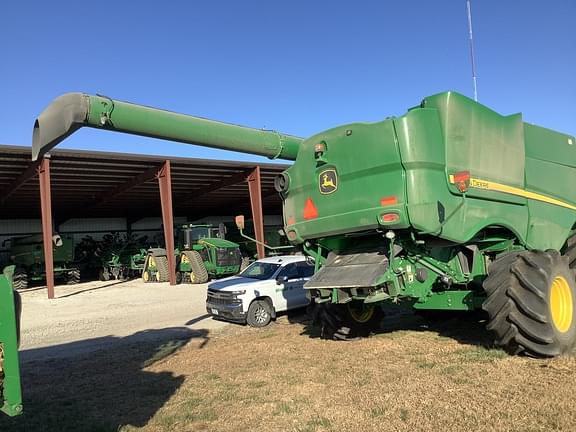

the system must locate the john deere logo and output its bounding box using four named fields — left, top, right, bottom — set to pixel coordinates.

left=319, top=169, right=338, bottom=194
